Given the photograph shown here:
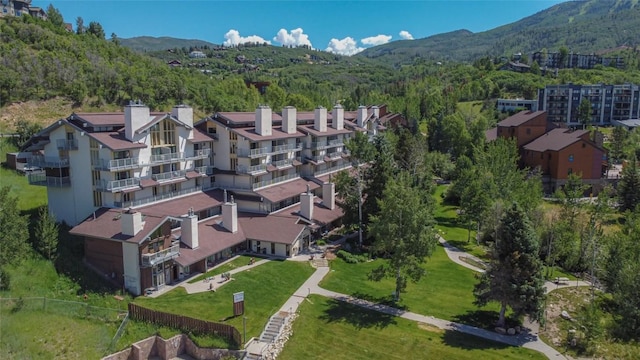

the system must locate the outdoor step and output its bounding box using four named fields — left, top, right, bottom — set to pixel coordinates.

left=244, top=354, right=261, bottom=360
left=259, top=335, right=276, bottom=343
left=266, top=325, right=281, bottom=332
